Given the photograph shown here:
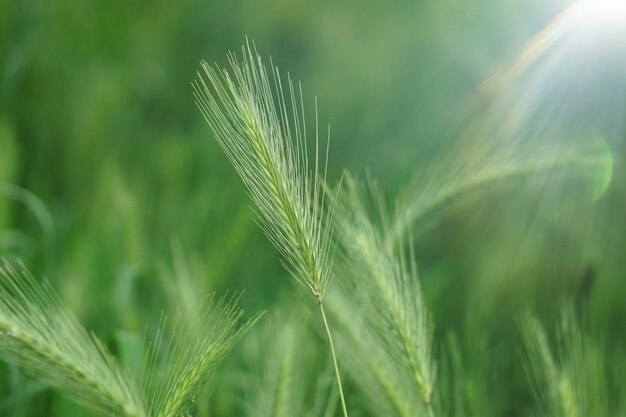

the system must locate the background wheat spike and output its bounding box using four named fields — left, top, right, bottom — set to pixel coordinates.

left=241, top=308, right=310, bottom=417
left=328, top=175, right=436, bottom=417
left=144, top=293, right=260, bottom=417
left=0, top=258, right=257, bottom=417
left=522, top=305, right=610, bottom=417
left=0, top=259, right=147, bottom=417
left=390, top=138, right=613, bottom=244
